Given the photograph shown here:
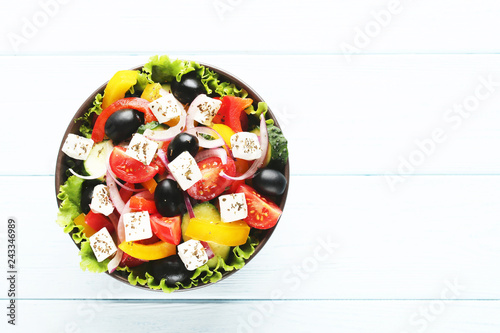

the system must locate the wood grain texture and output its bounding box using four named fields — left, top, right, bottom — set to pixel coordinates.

left=5, top=300, right=500, bottom=333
